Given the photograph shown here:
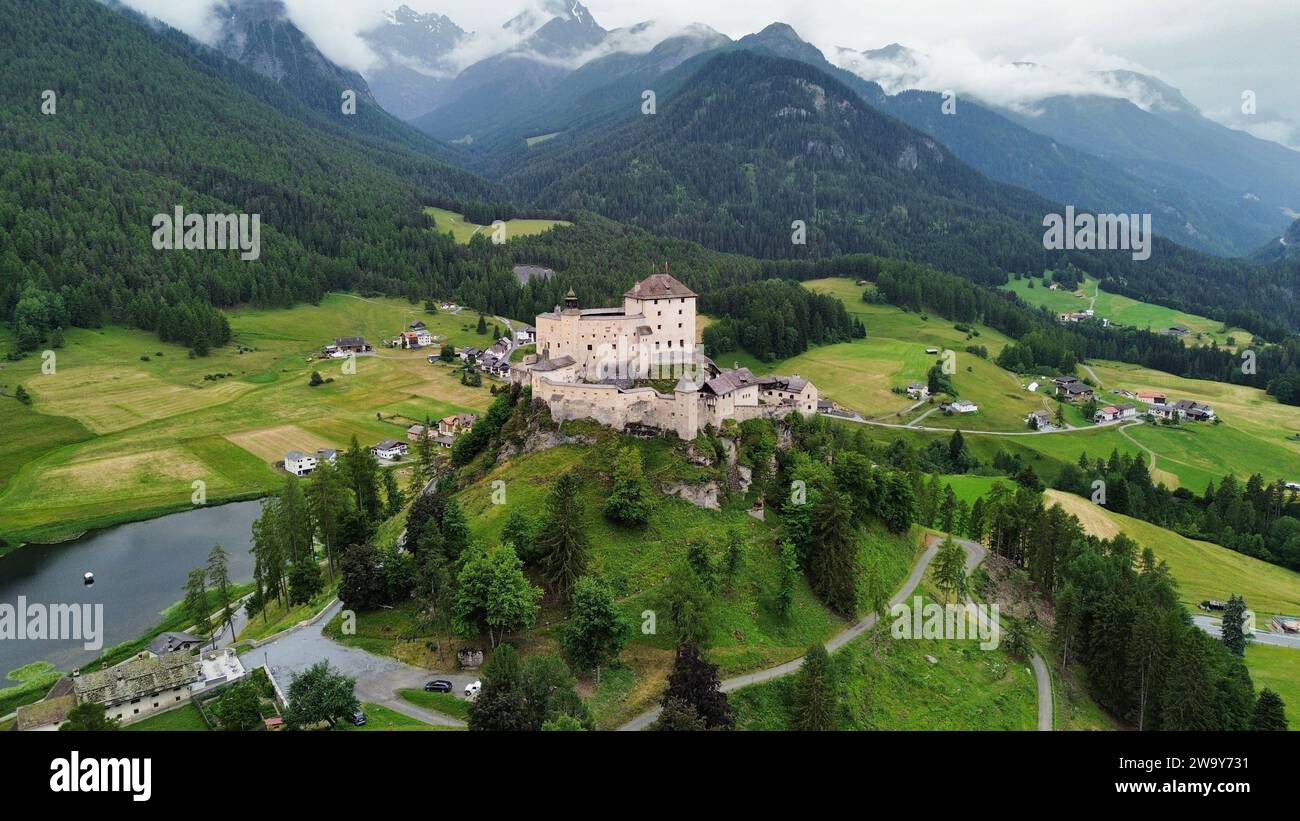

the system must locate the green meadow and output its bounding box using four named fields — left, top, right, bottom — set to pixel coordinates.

left=1003, top=275, right=1253, bottom=348
left=424, top=206, right=570, bottom=245
left=712, top=278, right=1037, bottom=425
left=1042, top=490, right=1300, bottom=622
left=0, top=294, right=508, bottom=547
left=1244, top=644, right=1300, bottom=730
left=730, top=589, right=1040, bottom=730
